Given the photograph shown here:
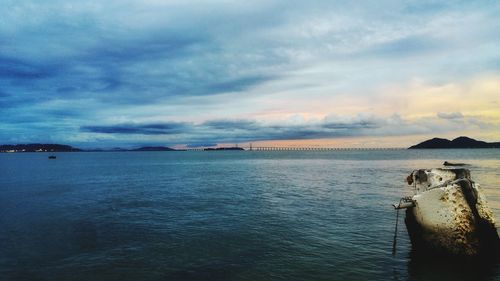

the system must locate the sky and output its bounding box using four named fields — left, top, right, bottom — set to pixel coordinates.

left=1, top=0, right=499, bottom=148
